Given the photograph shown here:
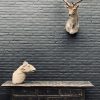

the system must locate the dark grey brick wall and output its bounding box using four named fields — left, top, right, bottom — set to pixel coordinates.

left=0, top=0, right=99, bottom=100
